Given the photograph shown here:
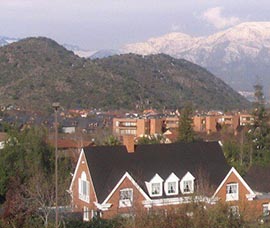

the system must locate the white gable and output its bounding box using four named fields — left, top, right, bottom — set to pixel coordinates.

left=150, top=173, right=164, bottom=183
left=181, top=171, right=195, bottom=181
left=145, top=173, right=164, bottom=197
